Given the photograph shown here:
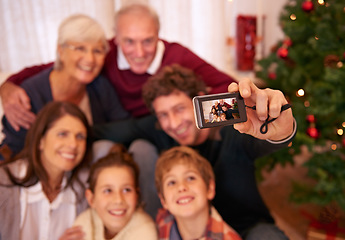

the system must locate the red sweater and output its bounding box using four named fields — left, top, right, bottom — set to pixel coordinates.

left=8, top=38, right=236, bottom=117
